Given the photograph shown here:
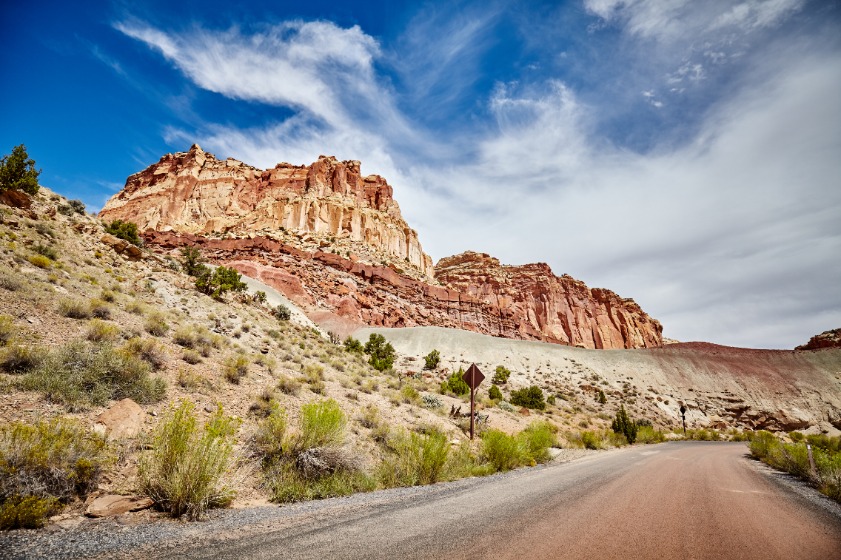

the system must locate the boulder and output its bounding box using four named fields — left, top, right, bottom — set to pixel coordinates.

left=85, top=495, right=154, bottom=517
left=95, top=398, right=144, bottom=440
